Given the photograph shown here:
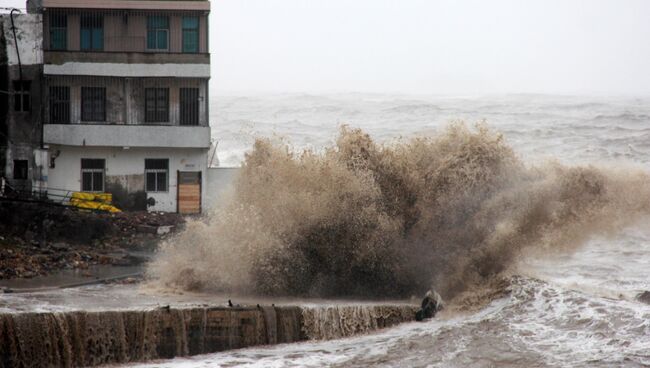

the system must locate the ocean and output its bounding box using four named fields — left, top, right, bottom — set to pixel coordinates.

left=139, top=93, right=650, bottom=367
